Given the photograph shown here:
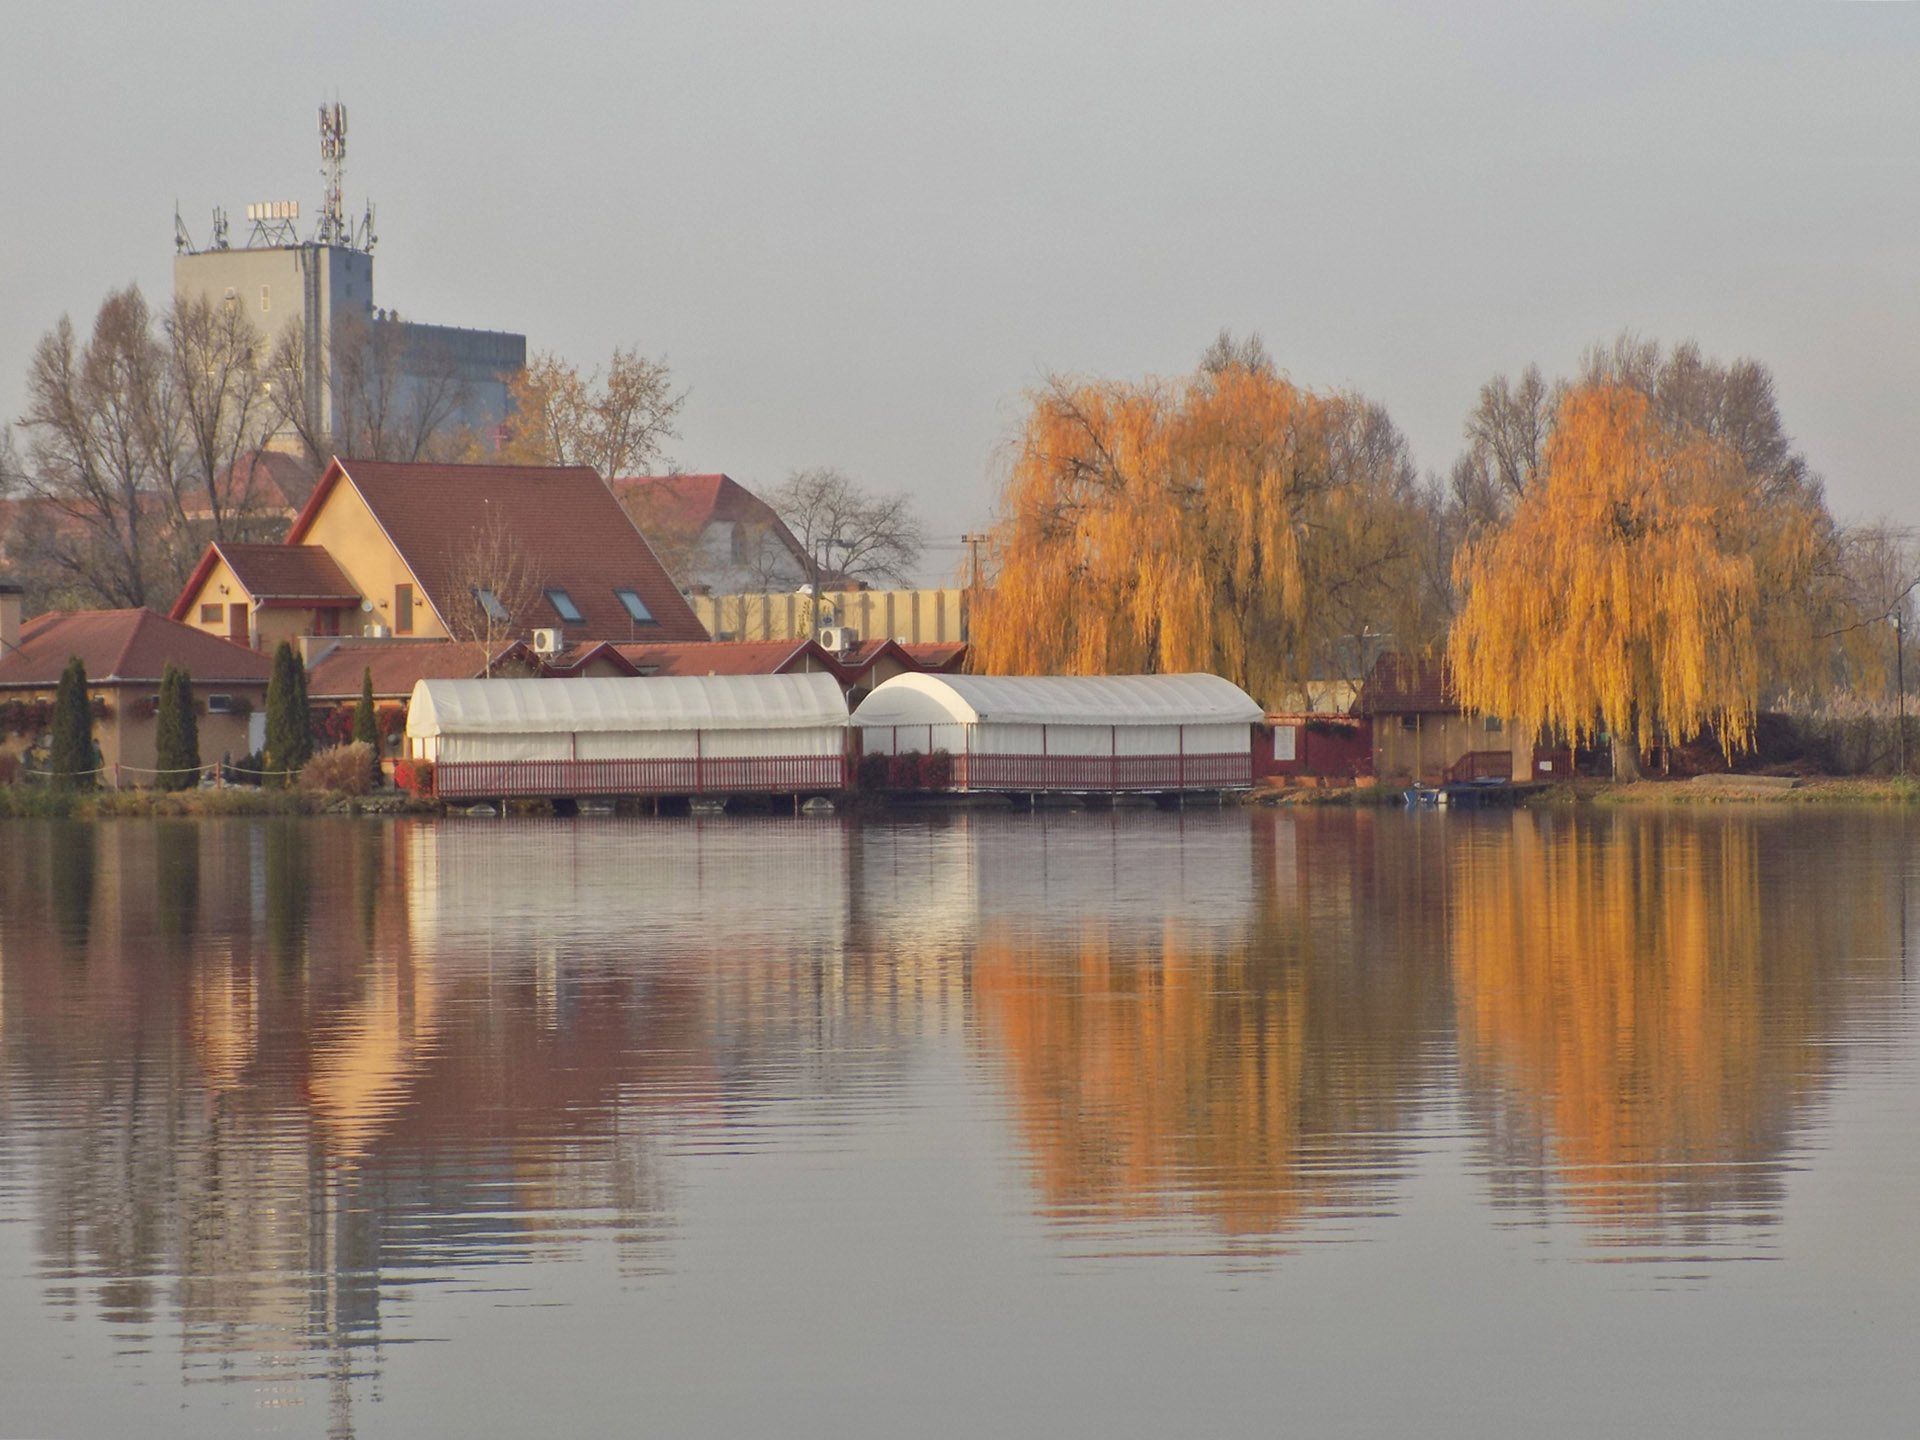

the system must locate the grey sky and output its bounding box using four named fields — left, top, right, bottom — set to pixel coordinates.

left=4, top=1, right=1917, bottom=579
